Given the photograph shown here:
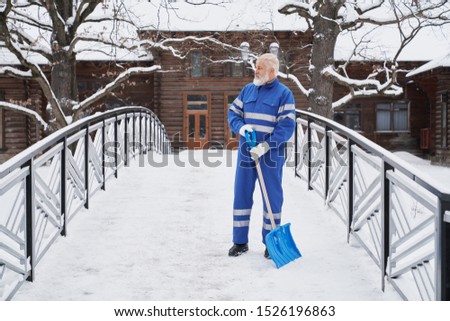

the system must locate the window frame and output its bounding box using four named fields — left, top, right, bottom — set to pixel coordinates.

left=225, top=61, right=249, bottom=78
left=375, top=101, right=410, bottom=133
left=442, top=92, right=449, bottom=148
left=333, top=103, right=362, bottom=132
left=190, top=50, right=209, bottom=78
